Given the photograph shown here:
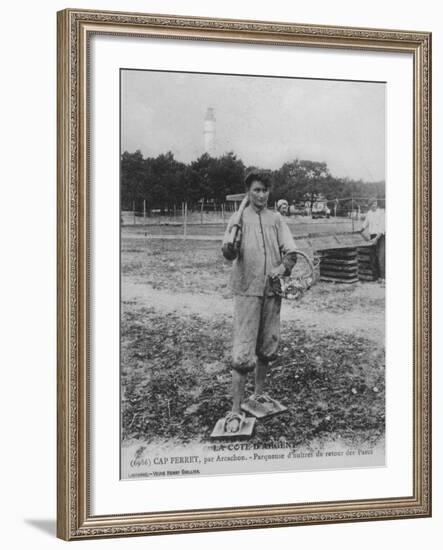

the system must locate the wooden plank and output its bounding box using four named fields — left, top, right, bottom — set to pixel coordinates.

left=320, top=270, right=358, bottom=278
left=359, top=270, right=377, bottom=277
left=320, top=249, right=357, bottom=257
left=320, top=257, right=358, bottom=266
left=320, top=265, right=358, bottom=274
left=320, top=276, right=359, bottom=284
left=321, top=260, right=358, bottom=268
left=358, top=257, right=373, bottom=264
